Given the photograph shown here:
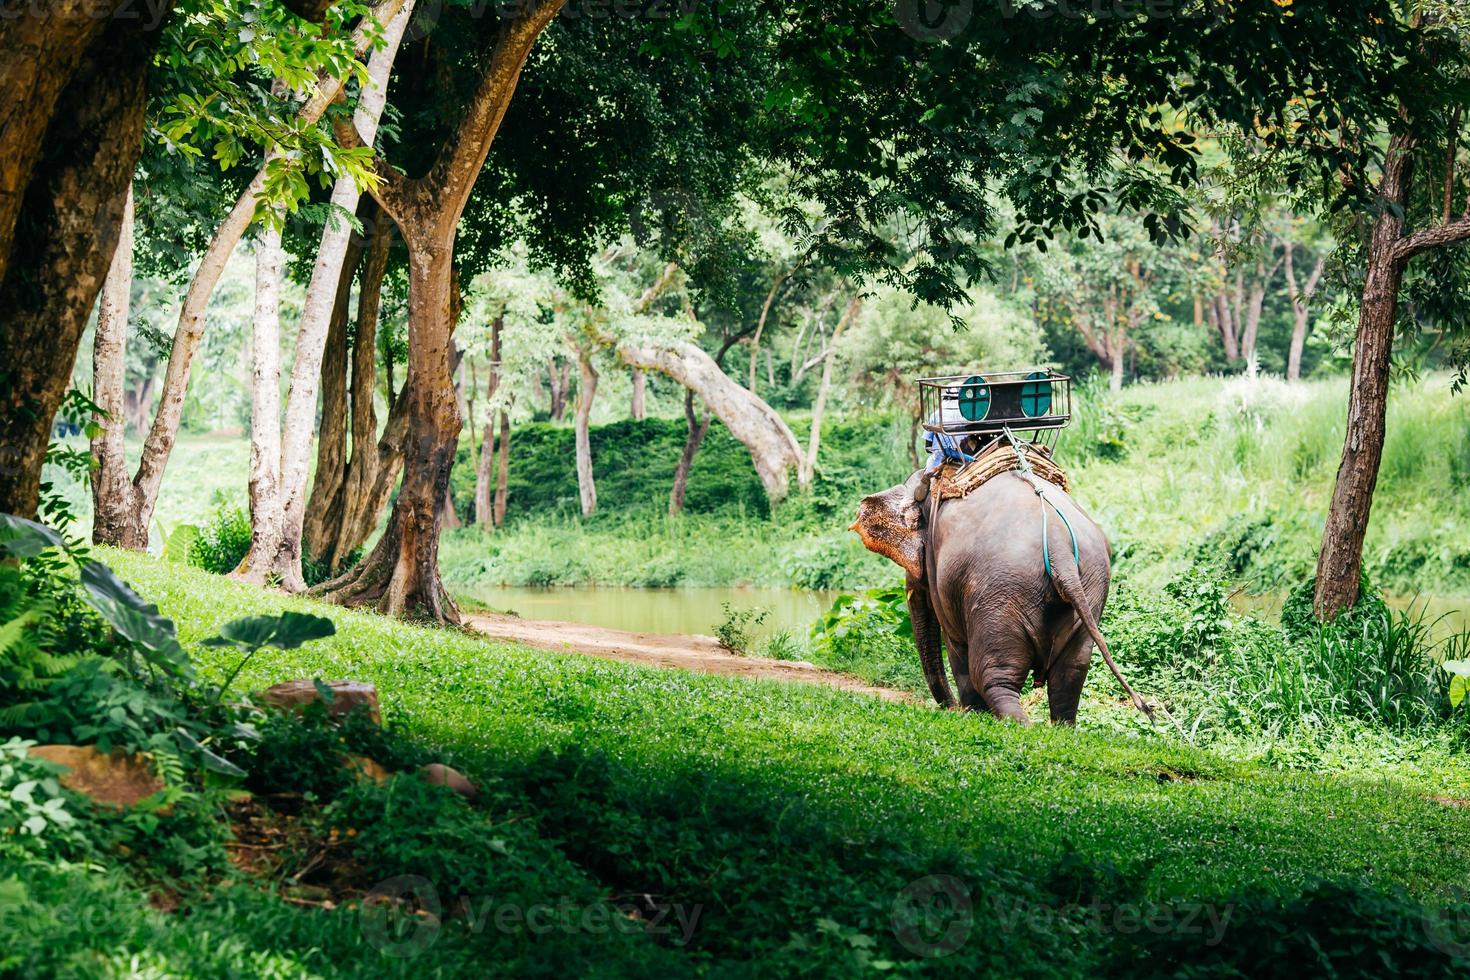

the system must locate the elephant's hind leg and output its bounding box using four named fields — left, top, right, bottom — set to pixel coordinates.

left=1045, top=623, right=1093, bottom=726
left=969, top=626, right=1032, bottom=725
